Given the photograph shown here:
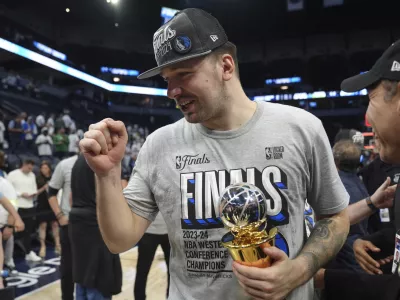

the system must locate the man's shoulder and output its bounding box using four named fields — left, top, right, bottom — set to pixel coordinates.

left=260, top=101, right=321, bottom=126
left=8, top=169, right=19, bottom=177
left=259, top=102, right=323, bottom=138
left=58, top=155, right=78, bottom=168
